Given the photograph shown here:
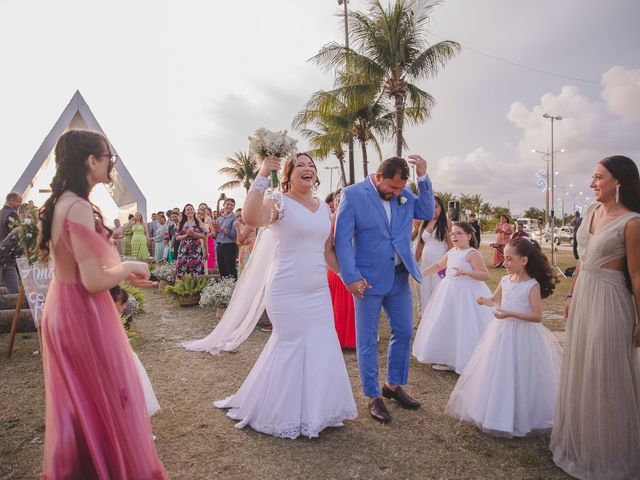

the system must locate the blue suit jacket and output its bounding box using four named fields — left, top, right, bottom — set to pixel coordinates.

left=334, top=176, right=435, bottom=295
